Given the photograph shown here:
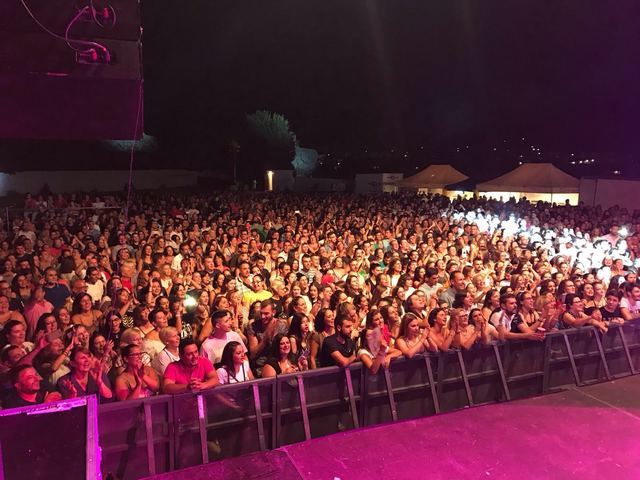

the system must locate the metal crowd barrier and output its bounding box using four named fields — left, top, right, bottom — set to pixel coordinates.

left=97, top=321, right=640, bottom=480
